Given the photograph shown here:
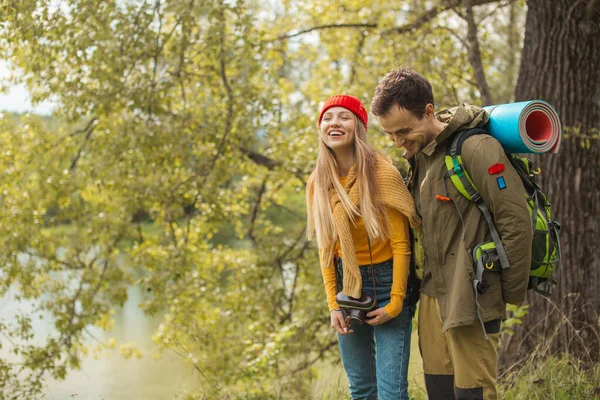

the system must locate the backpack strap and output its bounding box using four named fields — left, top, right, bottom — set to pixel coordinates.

left=509, top=155, right=541, bottom=234
left=444, top=129, right=511, bottom=273
left=530, top=277, right=551, bottom=297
